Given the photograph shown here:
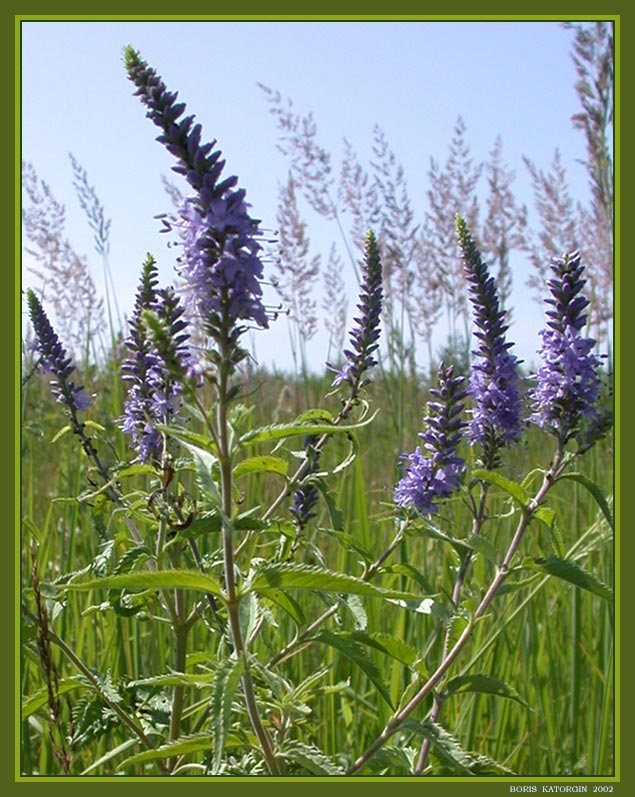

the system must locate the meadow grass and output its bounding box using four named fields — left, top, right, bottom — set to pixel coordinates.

left=20, top=352, right=614, bottom=777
